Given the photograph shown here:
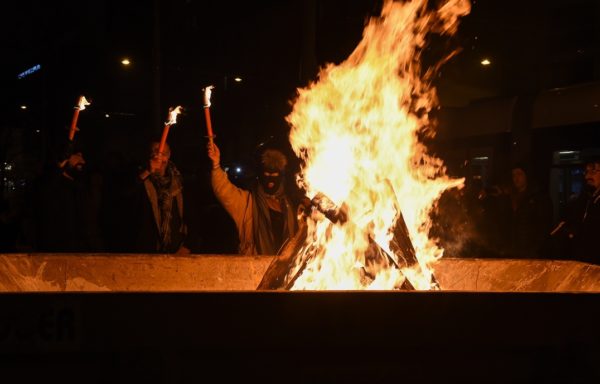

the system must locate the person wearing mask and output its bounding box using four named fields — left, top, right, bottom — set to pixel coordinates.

left=207, top=142, right=297, bottom=255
